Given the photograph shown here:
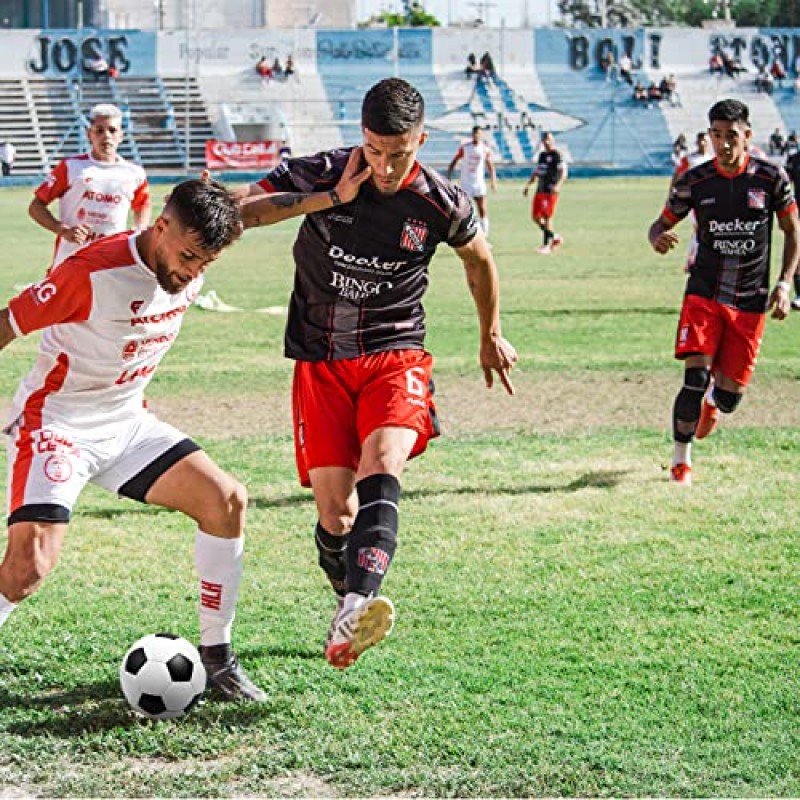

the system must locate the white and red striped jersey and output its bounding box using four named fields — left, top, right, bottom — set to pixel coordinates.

left=6, top=232, right=201, bottom=433
left=455, top=141, right=492, bottom=196
left=34, top=154, right=150, bottom=268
